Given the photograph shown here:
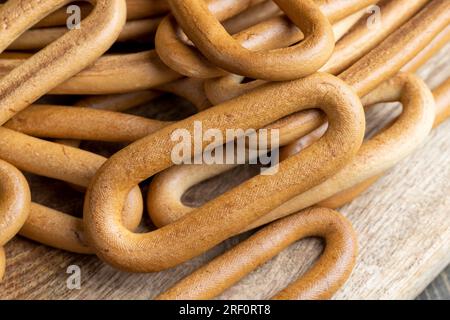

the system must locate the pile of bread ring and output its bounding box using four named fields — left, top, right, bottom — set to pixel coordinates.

left=0, top=0, right=449, bottom=300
